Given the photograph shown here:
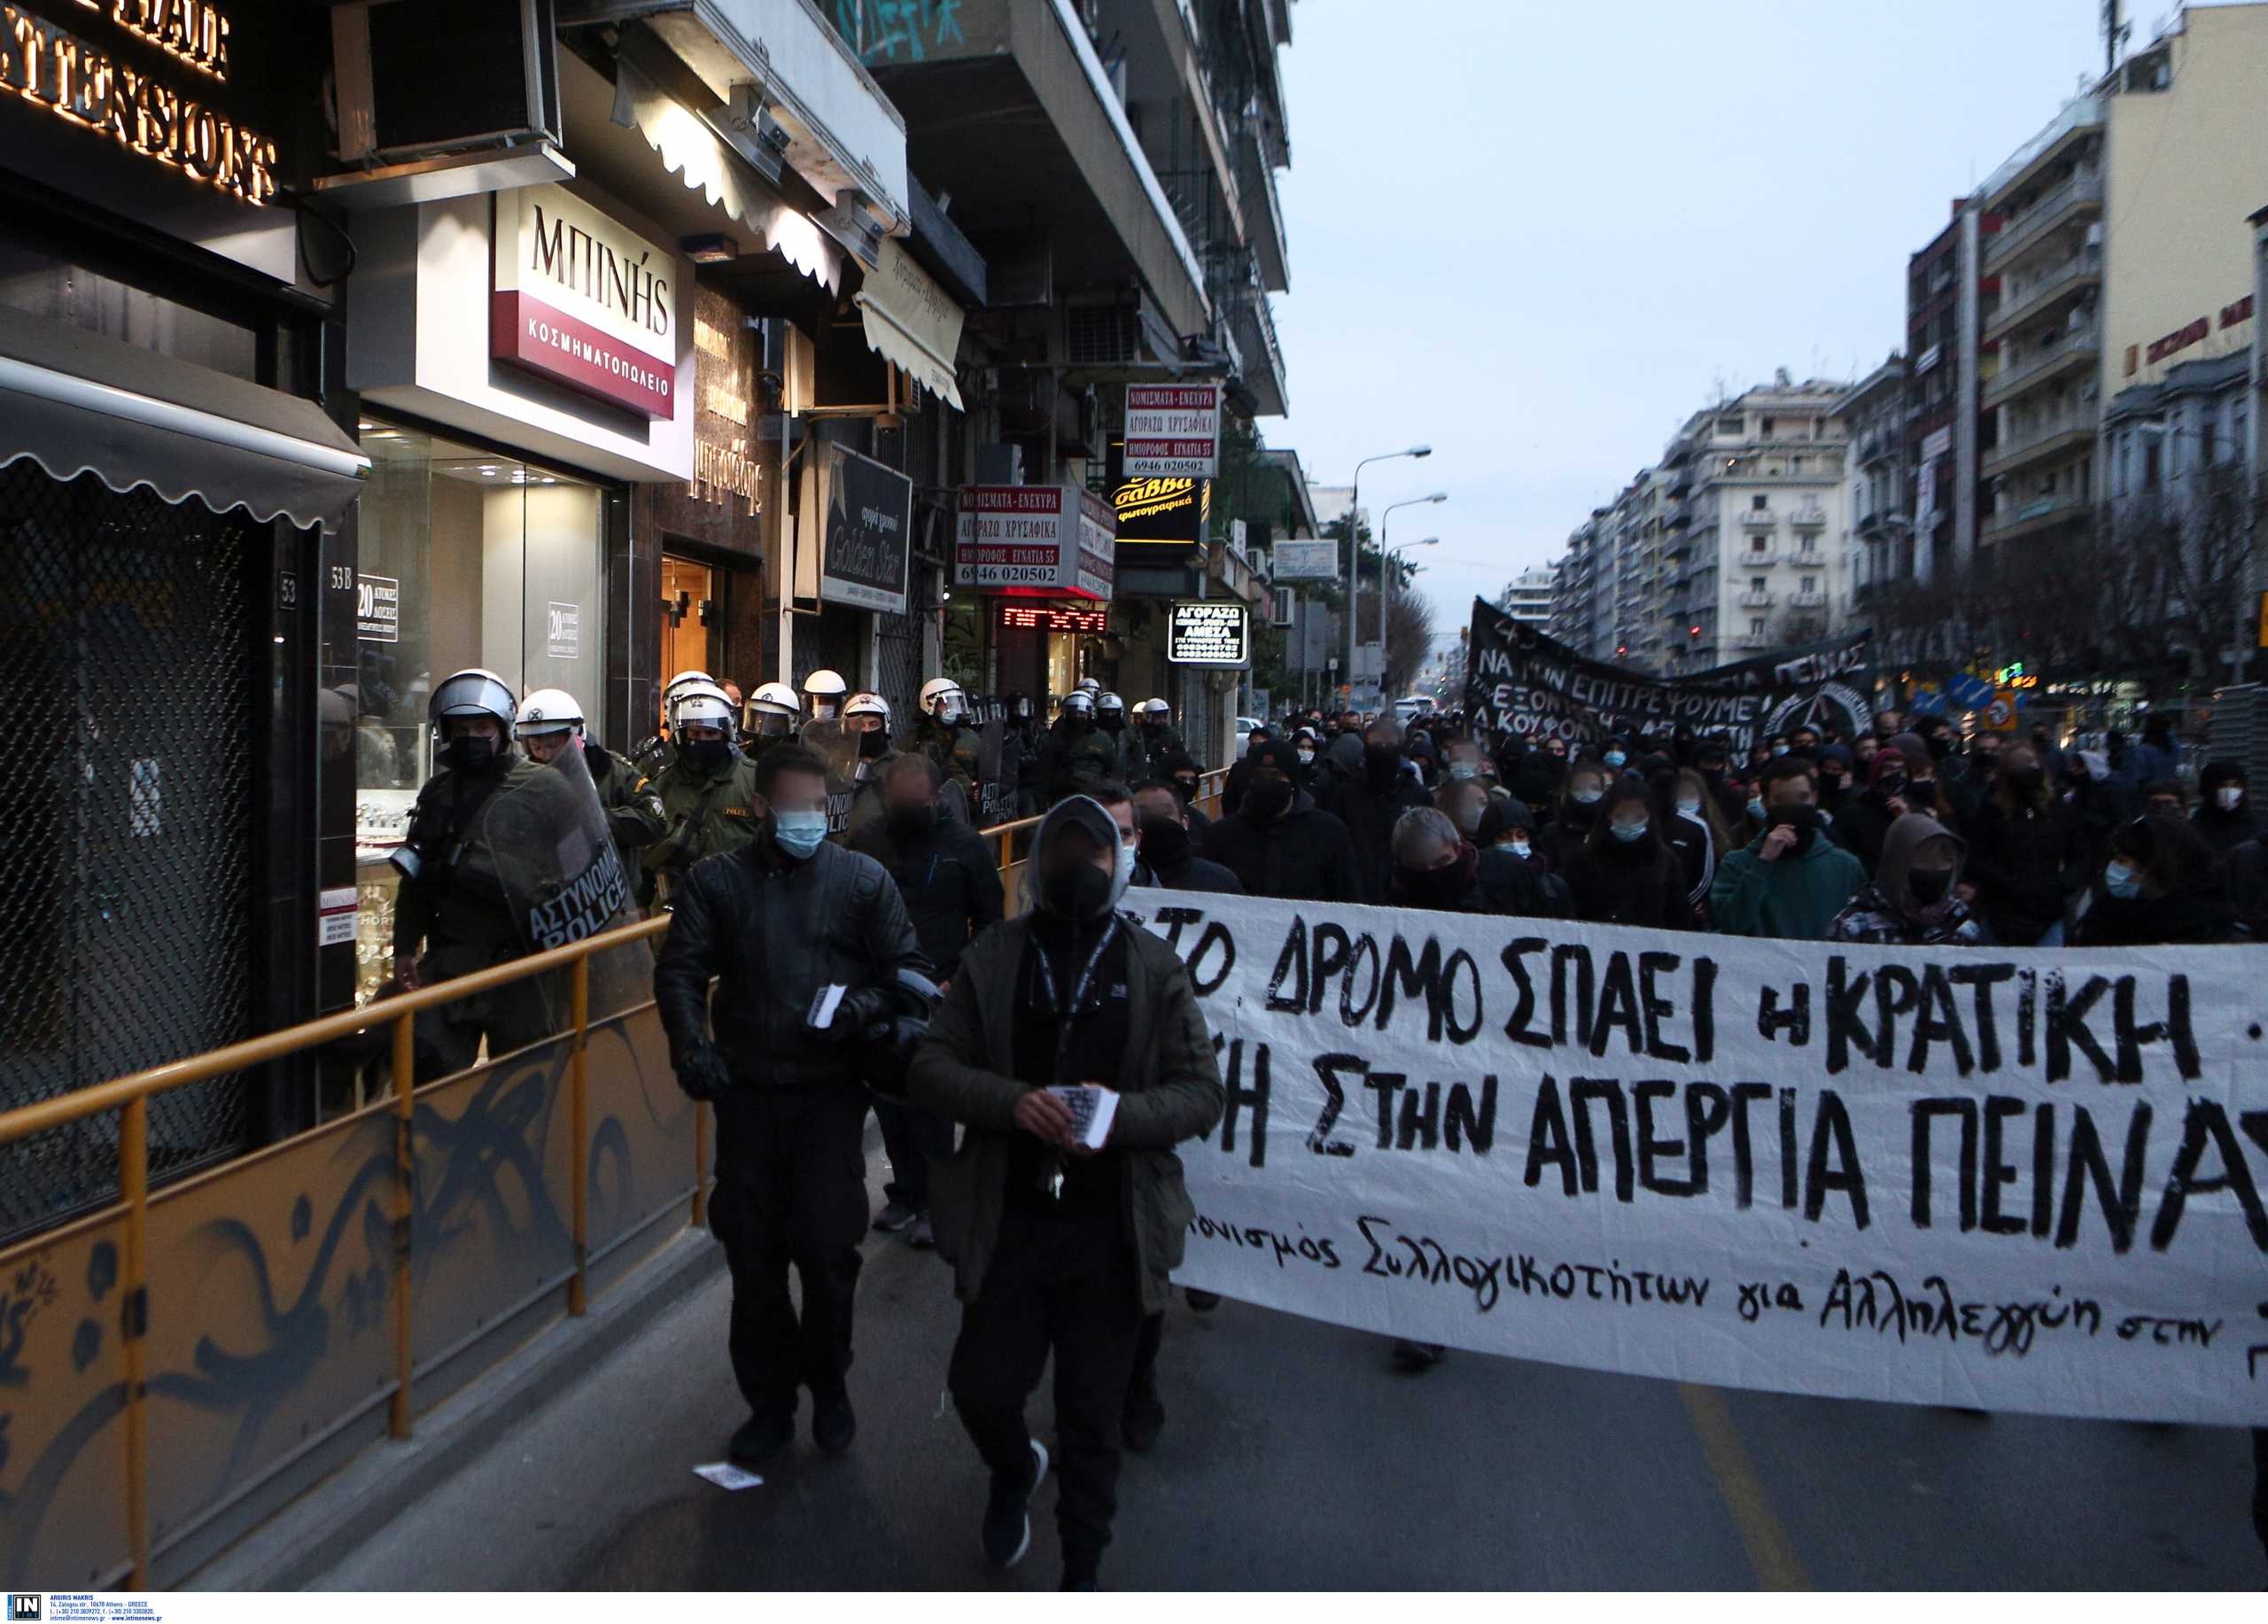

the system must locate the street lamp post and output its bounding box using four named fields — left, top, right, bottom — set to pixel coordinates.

left=1344, top=446, right=1433, bottom=709
left=1370, top=492, right=1442, bottom=694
